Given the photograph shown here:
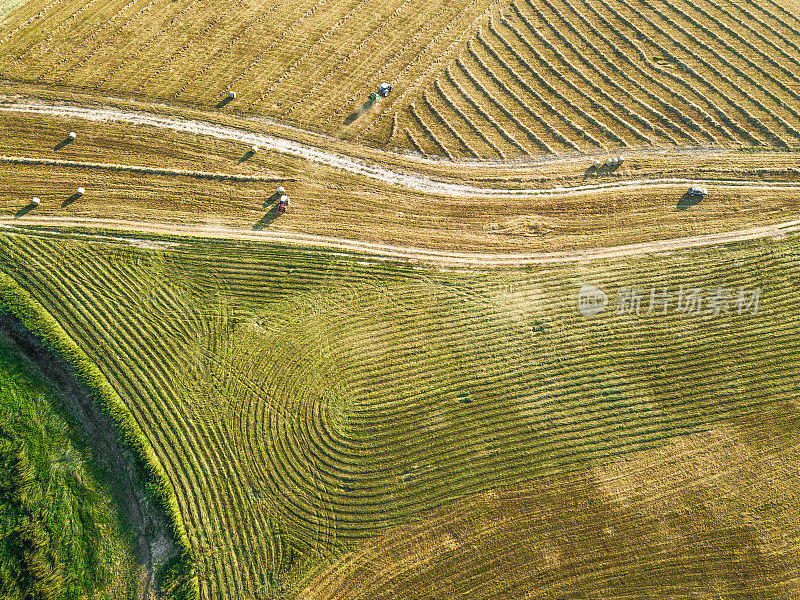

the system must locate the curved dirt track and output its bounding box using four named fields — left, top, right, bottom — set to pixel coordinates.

left=3, top=98, right=800, bottom=263
left=4, top=100, right=800, bottom=199
left=2, top=215, right=799, bottom=266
